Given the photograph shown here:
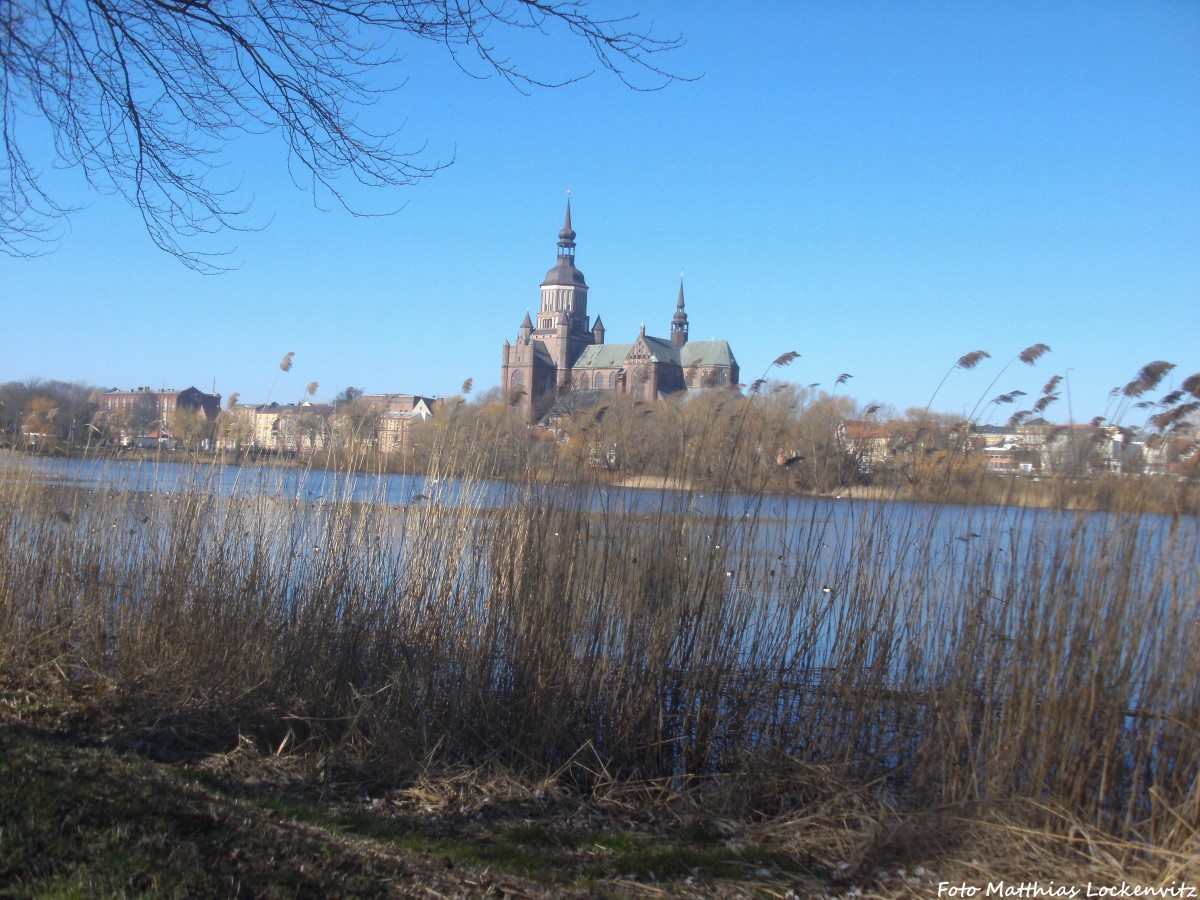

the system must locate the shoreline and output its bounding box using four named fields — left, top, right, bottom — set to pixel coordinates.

left=5, top=446, right=1196, bottom=516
